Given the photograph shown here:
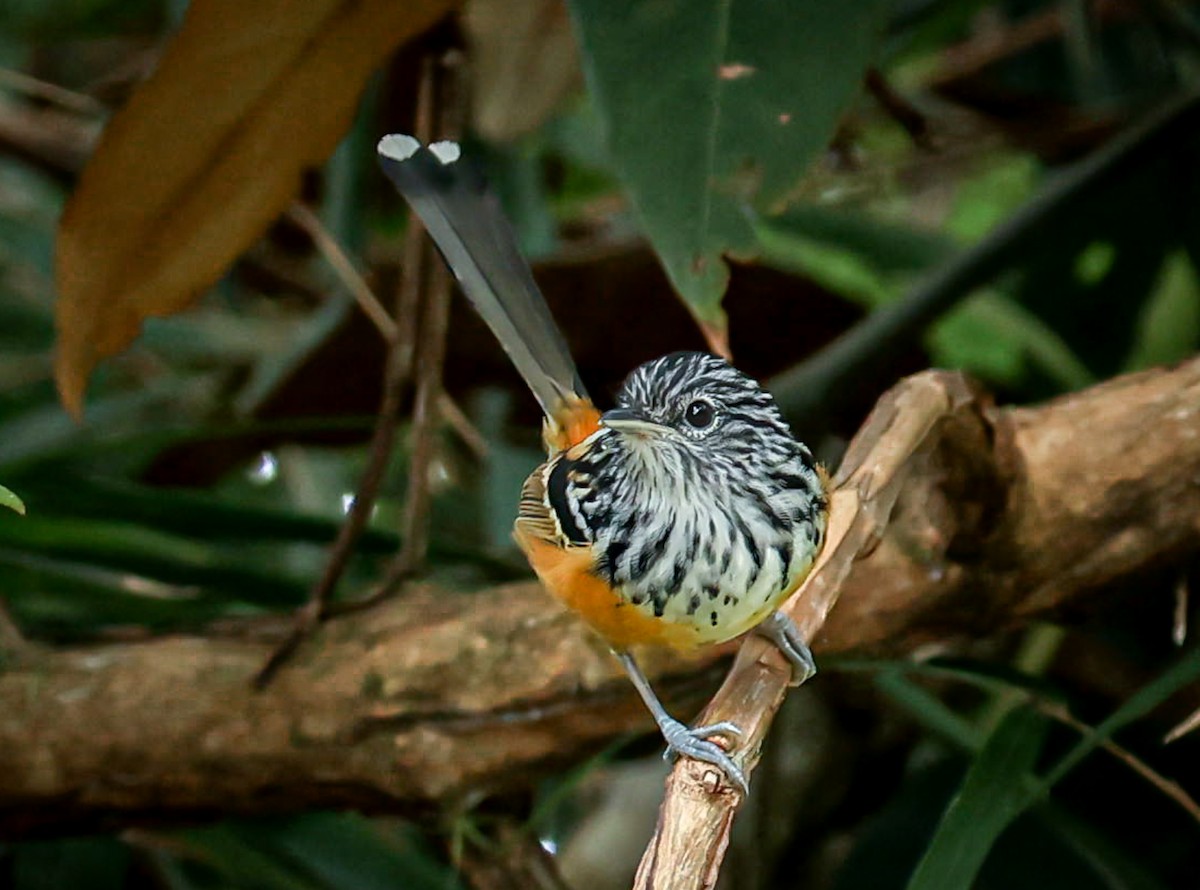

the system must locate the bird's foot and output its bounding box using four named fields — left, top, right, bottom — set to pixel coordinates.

left=658, top=717, right=747, bottom=794
left=756, top=610, right=817, bottom=686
